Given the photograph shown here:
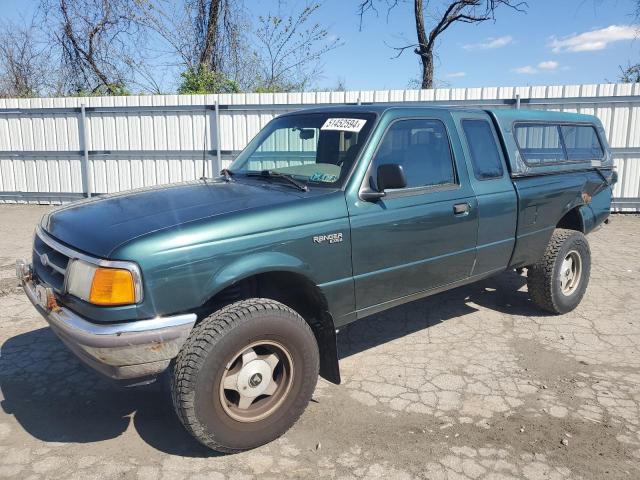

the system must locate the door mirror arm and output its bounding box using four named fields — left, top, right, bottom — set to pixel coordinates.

left=360, top=189, right=386, bottom=202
